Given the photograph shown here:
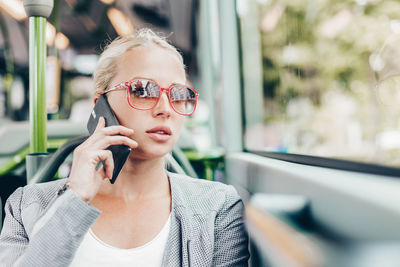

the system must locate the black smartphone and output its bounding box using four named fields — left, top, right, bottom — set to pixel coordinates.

left=87, top=94, right=131, bottom=184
